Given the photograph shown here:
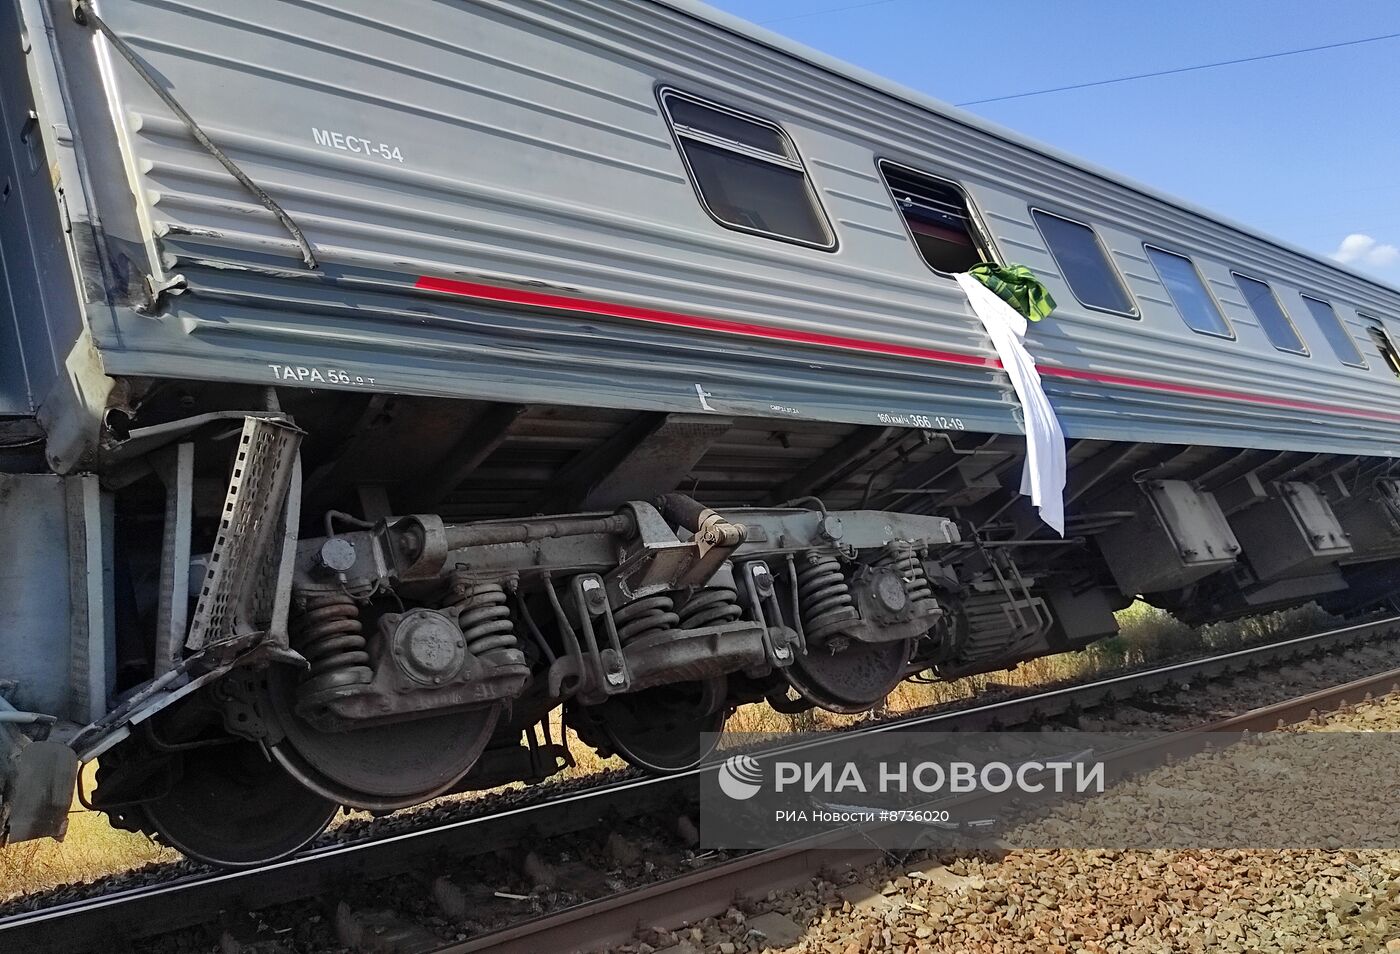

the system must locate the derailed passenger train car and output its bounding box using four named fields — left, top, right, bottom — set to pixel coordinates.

left=1, top=0, right=1398, bottom=865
